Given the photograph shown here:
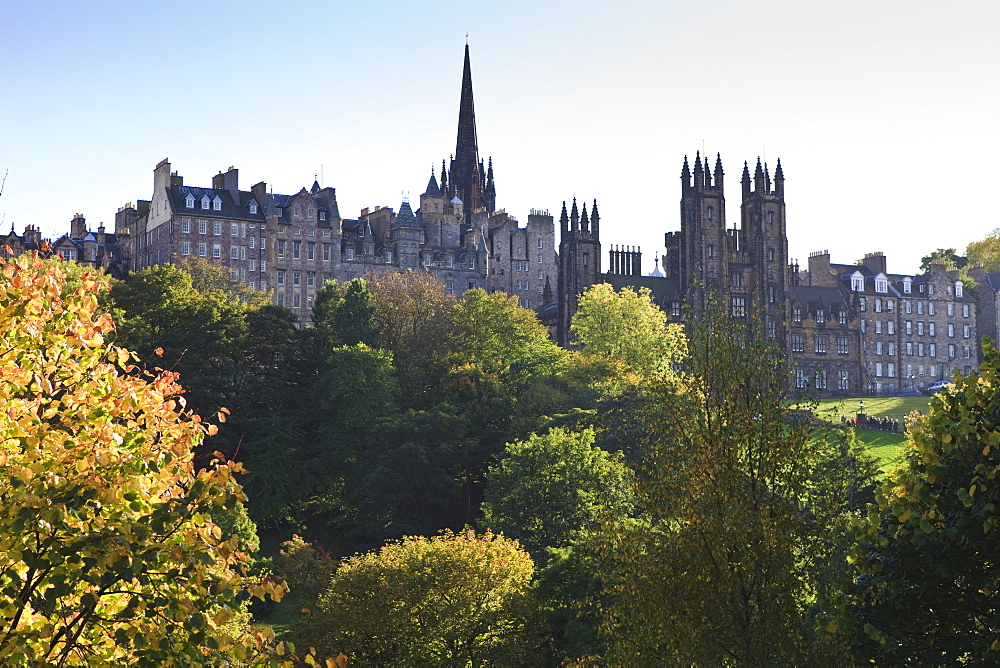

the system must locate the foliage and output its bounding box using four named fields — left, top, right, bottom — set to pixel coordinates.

left=967, top=228, right=1000, bottom=272
left=307, top=530, right=546, bottom=666
left=334, top=278, right=378, bottom=347
left=807, top=428, right=883, bottom=515
left=274, top=535, right=334, bottom=603
left=844, top=343, right=1000, bottom=662
left=450, top=288, right=565, bottom=387
left=481, top=428, right=634, bottom=558
left=0, top=255, right=289, bottom=666
left=570, top=283, right=684, bottom=377
left=919, top=247, right=967, bottom=273
left=593, top=299, right=820, bottom=664
left=175, top=256, right=271, bottom=308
